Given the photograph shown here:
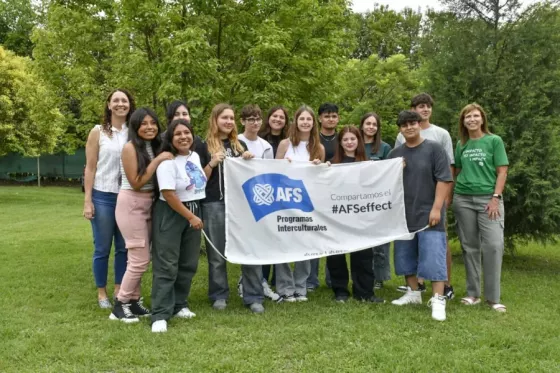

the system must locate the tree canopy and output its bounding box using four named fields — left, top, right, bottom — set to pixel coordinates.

left=1, top=0, right=560, bottom=248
